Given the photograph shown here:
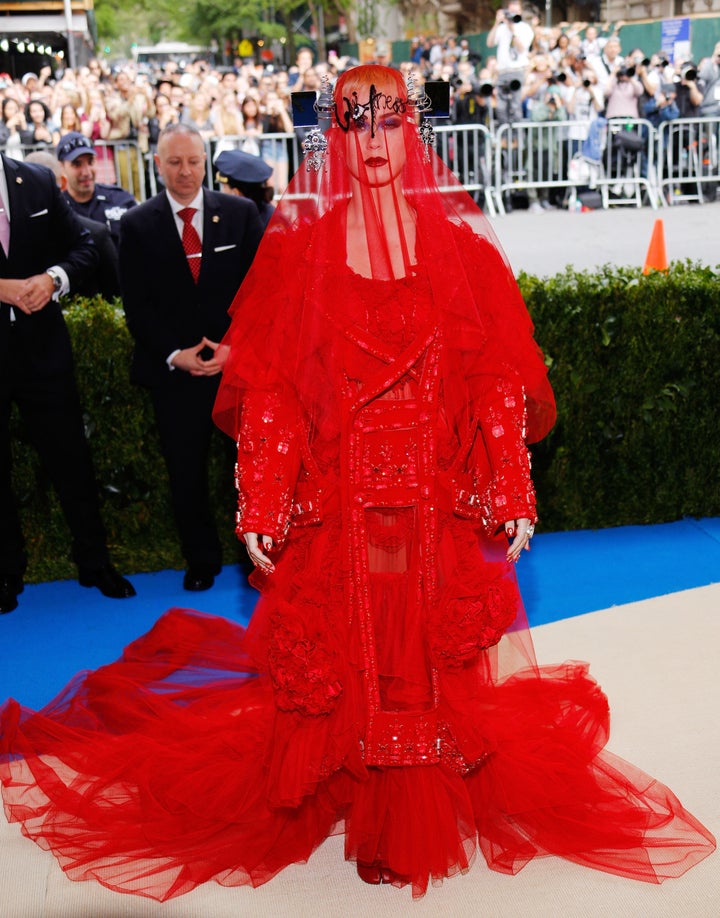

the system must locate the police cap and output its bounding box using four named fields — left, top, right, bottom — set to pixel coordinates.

left=215, top=149, right=273, bottom=186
